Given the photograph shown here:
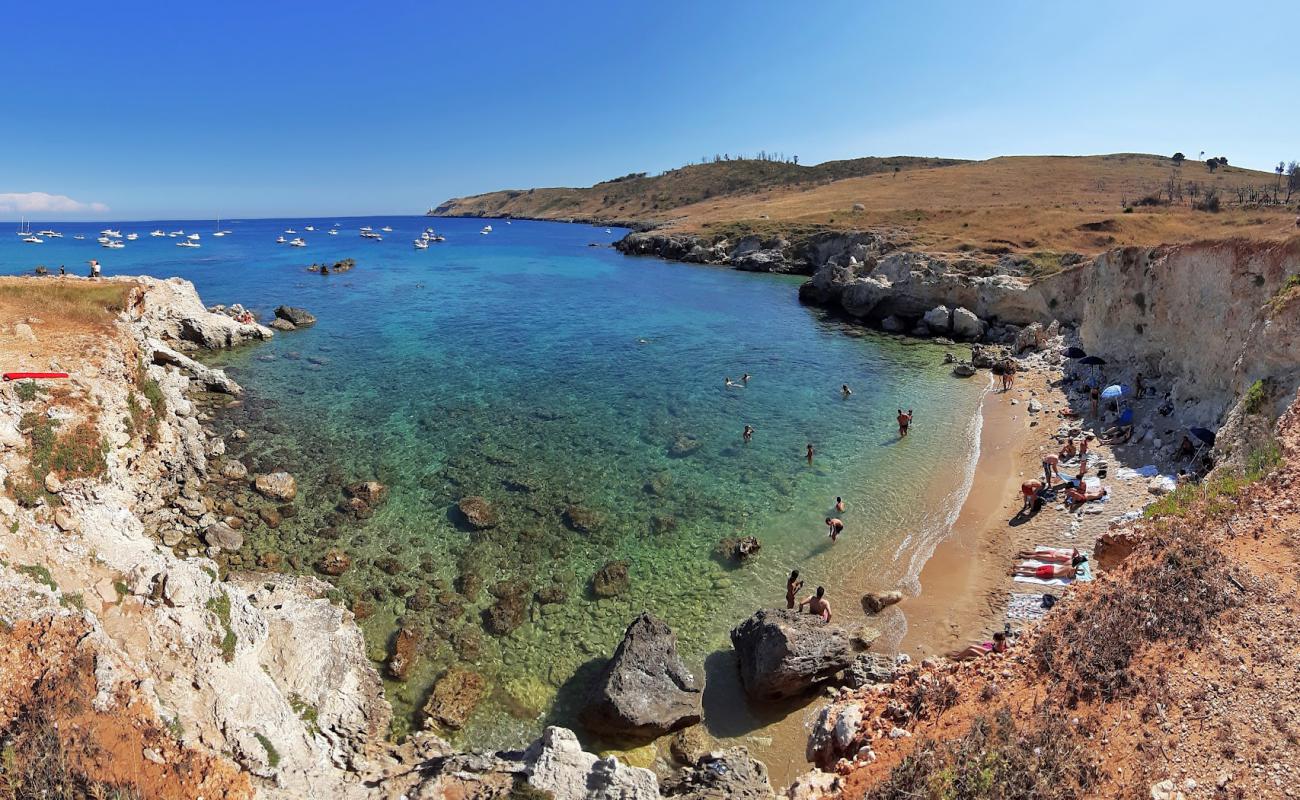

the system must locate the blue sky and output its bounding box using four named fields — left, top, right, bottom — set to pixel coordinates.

left=4, top=0, right=1297, bottom=220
